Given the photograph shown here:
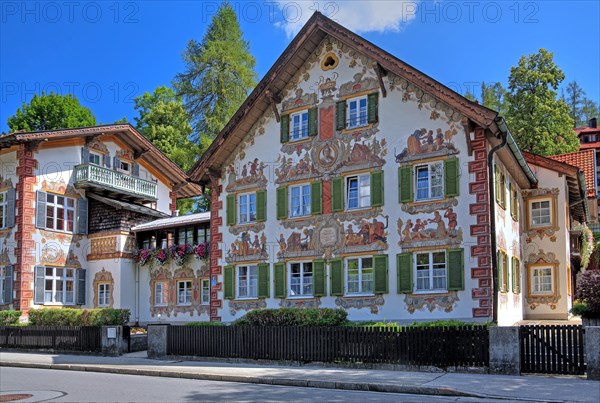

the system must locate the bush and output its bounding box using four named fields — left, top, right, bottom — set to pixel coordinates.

left=186, top=321, right=225, bottom=327
left=570, top=302, right=591, bottom=317
left=575, top=270, right=600, bottom=318
left=356, top=320, right=491, bottom=329
left=28, top=308, right=130, bottom=326
left=232, top=308, right=348, bottom=327
left=0, top=310, right=22, bottom=326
